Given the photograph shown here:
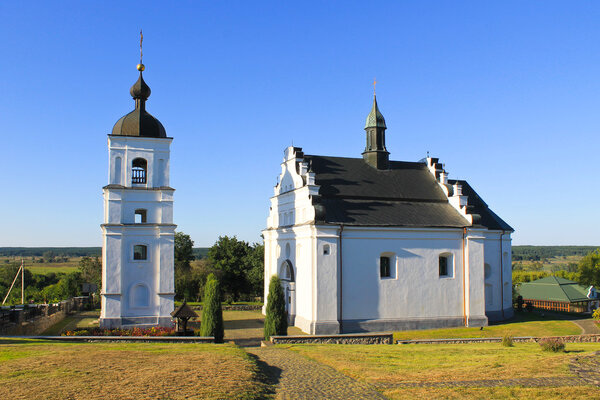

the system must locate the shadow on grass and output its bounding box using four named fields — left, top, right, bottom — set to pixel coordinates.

left=224, top=319, right=264, bottom=330
left=246, top=352, right=282, bottom=397
left=488, top=309, right=590, bottom=326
